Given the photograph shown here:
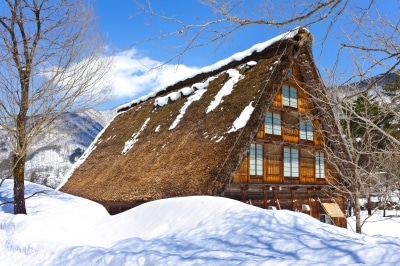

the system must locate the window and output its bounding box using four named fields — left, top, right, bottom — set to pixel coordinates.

left=250, top=144, right=263, bottom=176
left=282, top=85, right=298, bottom=108
left=265, top=112, right=281, bottom=135
left=287, top=67, right=293, bottom=78
left=300, top=120, right=314, bottom=141
left=320, top=214, right=331, bottom=224
left=315, top=152, right=325, bottom=178
left=284, top=148, right=299, bottom=177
